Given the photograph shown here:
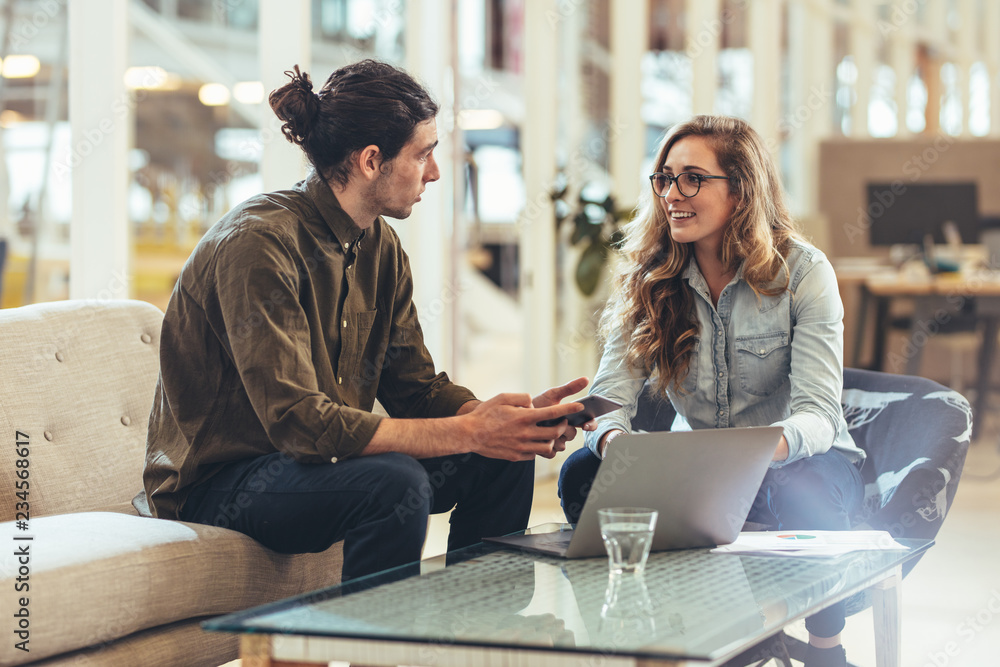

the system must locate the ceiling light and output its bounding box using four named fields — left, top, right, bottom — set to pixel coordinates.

left=198, top=83, right=231, bottom=106
left=458, top=109, right=505, bottom=131
left=124, top=66, right=181, bottom=90
left=3, top=55, right=40, bottom=78
left=233, top=81, right=264, bottom=104
left=0, top=109, right=26, bottom=127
